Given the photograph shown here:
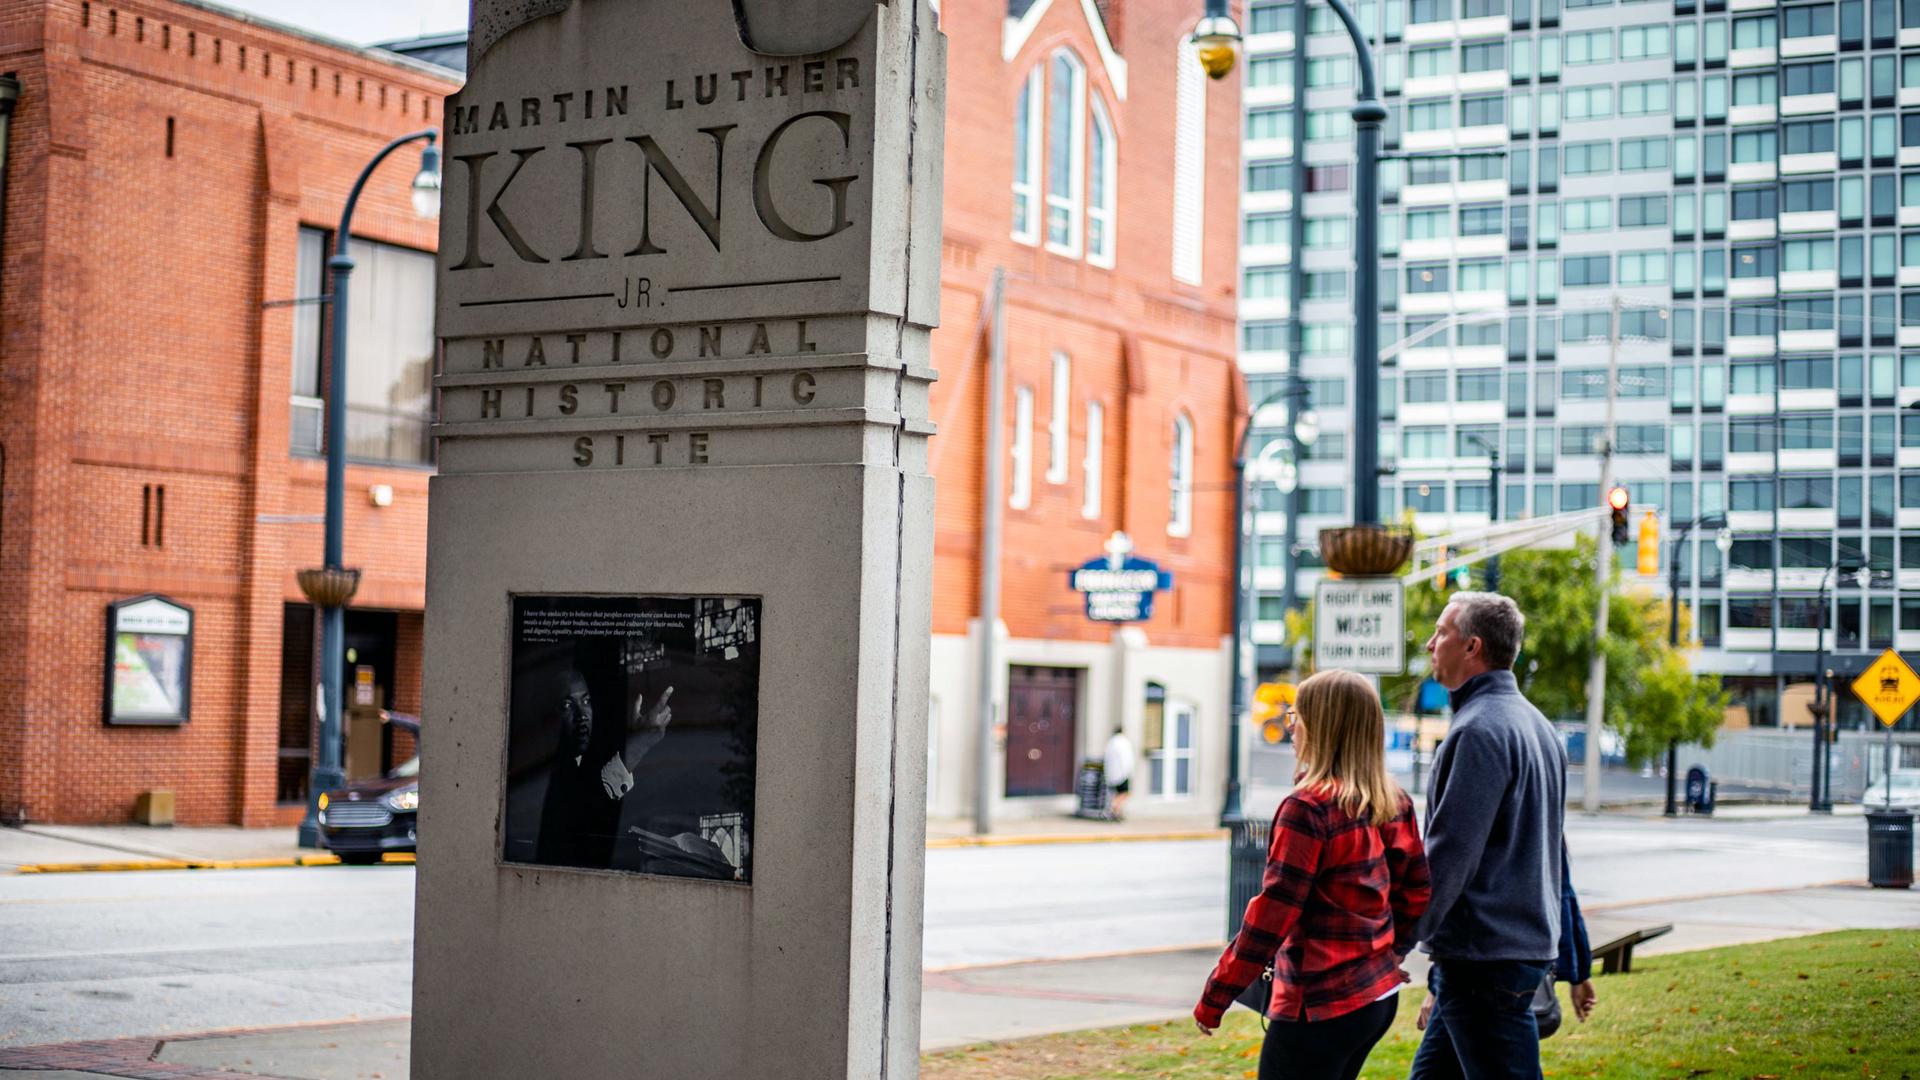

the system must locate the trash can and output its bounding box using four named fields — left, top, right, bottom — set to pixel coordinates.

left=1226, top=817, right=1271, bottom=941
left=1073, top=760, right=1109, bottom=819
left=1866, top=808, right=1914, bottom=889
